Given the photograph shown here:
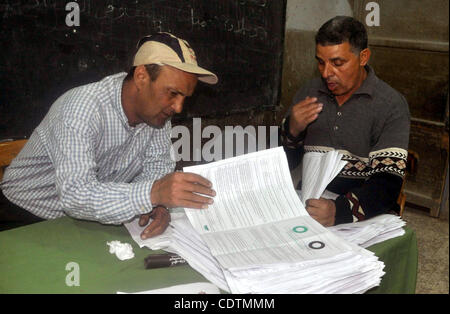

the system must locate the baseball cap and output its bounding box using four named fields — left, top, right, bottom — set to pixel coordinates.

left=133, top=32, right=218, bottom=85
